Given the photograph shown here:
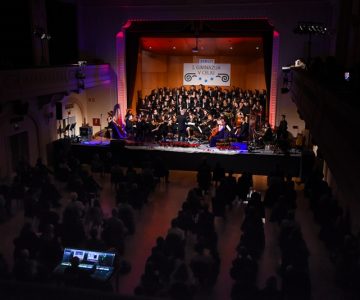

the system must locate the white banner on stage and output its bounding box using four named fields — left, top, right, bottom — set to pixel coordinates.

left=183, top=62, right=231, bottom=86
